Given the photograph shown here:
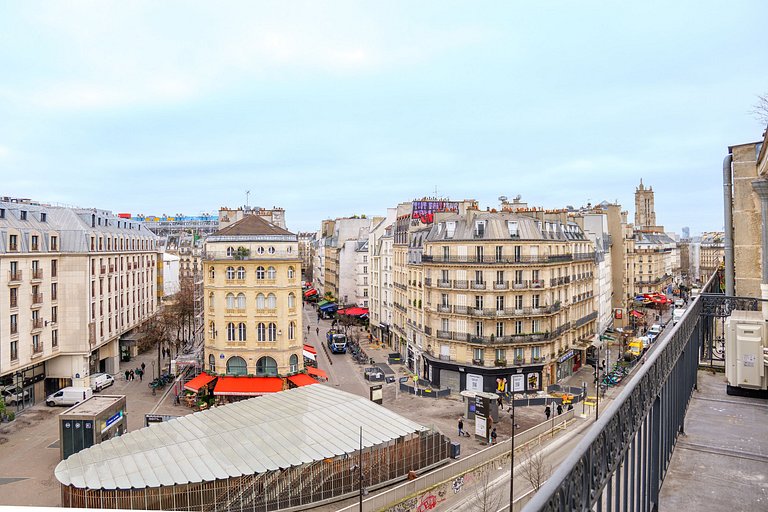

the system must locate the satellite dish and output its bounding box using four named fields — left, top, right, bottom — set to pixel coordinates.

left=499, top=196, right=508, bottom=203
